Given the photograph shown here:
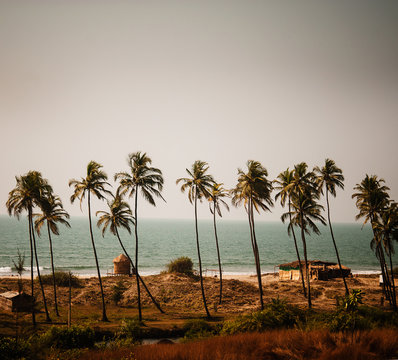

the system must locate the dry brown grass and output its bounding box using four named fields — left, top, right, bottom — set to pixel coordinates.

left=78, top=329, right=398, bottom=360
